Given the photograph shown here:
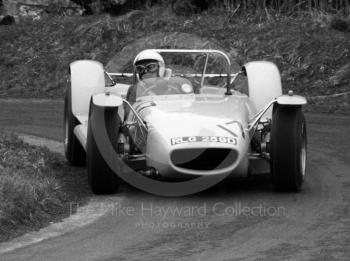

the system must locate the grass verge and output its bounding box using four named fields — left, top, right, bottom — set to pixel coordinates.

left=0, top=132, right=90, bottom=243
left=0, top=6, right=349, bottom=111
